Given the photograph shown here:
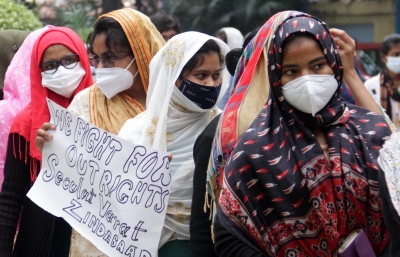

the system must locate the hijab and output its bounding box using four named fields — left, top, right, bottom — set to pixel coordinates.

left=8, top=26, right=93, bottom=182
left=219, top=27, right=244, bottom=50
left=118, top=31, right=230, bottom=247
left=215, top=11, right=391, bottom=256
left=88, top=8, right=165, bottom=135
left=0, top=26, right=51, bottom=187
